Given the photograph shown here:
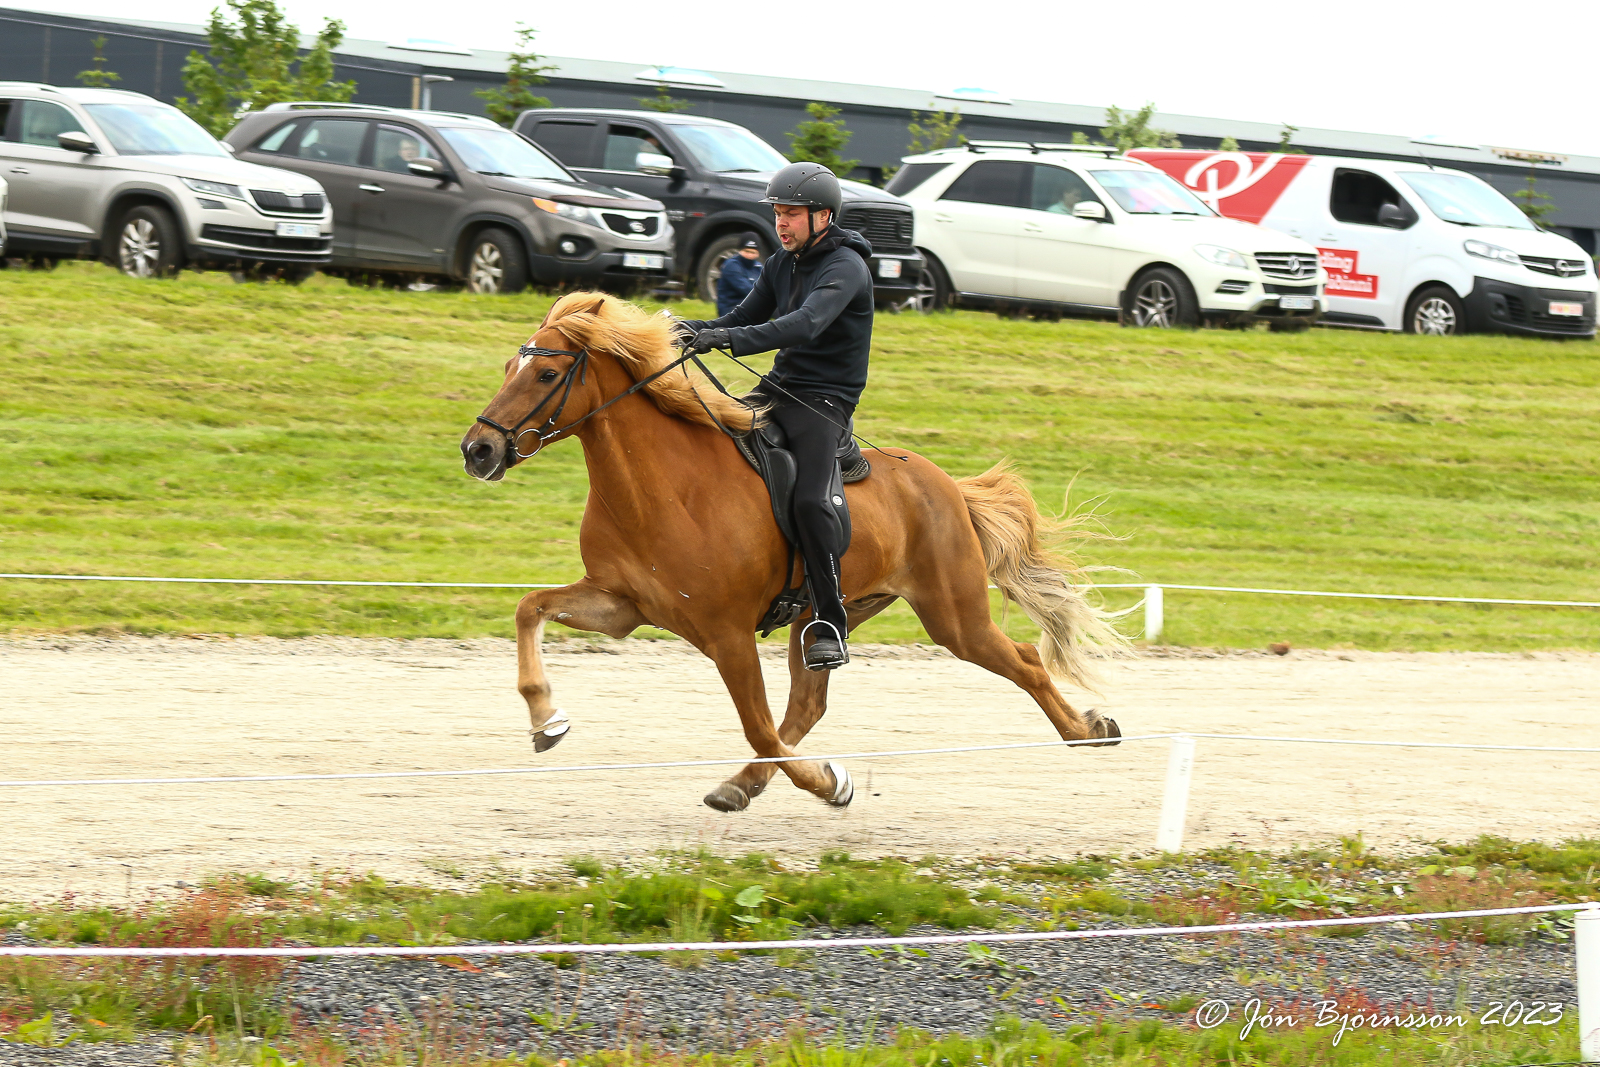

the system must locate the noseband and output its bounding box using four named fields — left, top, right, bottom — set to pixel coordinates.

left=475, top=340, right=700, bottom=469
